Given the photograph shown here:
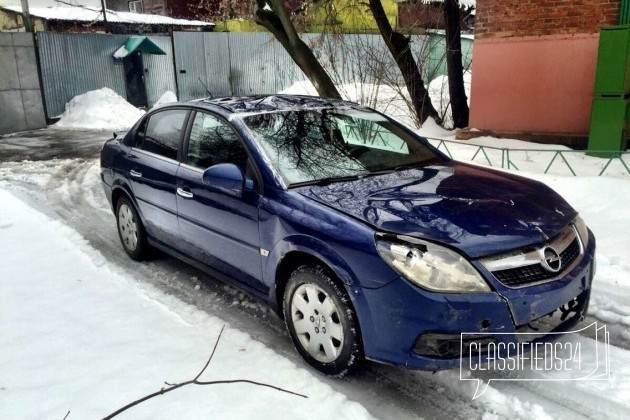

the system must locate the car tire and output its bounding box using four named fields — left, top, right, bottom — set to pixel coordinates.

left=116, top=196, right=148, bottom=261
left=283, top=265, right=362, bottom=377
